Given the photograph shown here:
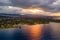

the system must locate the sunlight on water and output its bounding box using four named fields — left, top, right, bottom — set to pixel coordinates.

left=0, top=22, right=60, bottom=40
left=28, top=24, right=43, bottom=40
